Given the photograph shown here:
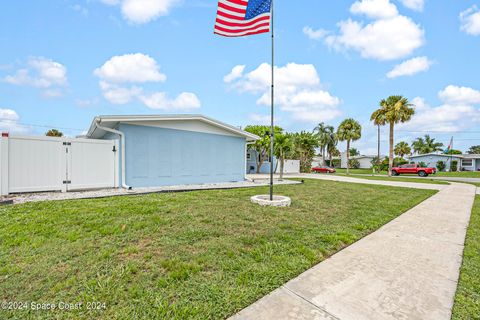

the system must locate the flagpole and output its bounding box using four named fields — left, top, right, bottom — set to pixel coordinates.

left=269, top=0, right=275, bottom=201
